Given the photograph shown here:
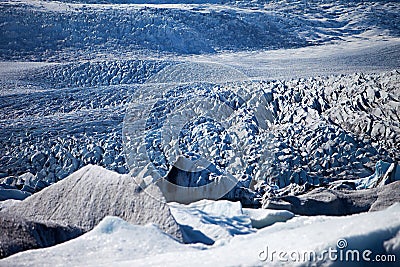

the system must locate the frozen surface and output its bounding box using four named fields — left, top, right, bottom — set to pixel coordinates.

left=2, top=165, right=182, bottom=240
left=263, top=181, right=400, bottom=216
left=169, top=200, right=254, bottom=244
left=355, top=160, right=400, bottom=190
left=1, top=68, right=399, bottom=204
left=242, top=208, right=294, bottom=229
left=2, top=202, right=399, bottom=266
left=0, top=1, right=399, bottom=264
left=2, top=0, right=399, bottom=60
left=124, top=68, right=400, bottom=205
left=0, top=216, right=190, bottom=267
left=1, top=0, right=399, bottom=204
left=0, top=187, right=31, bottom=201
